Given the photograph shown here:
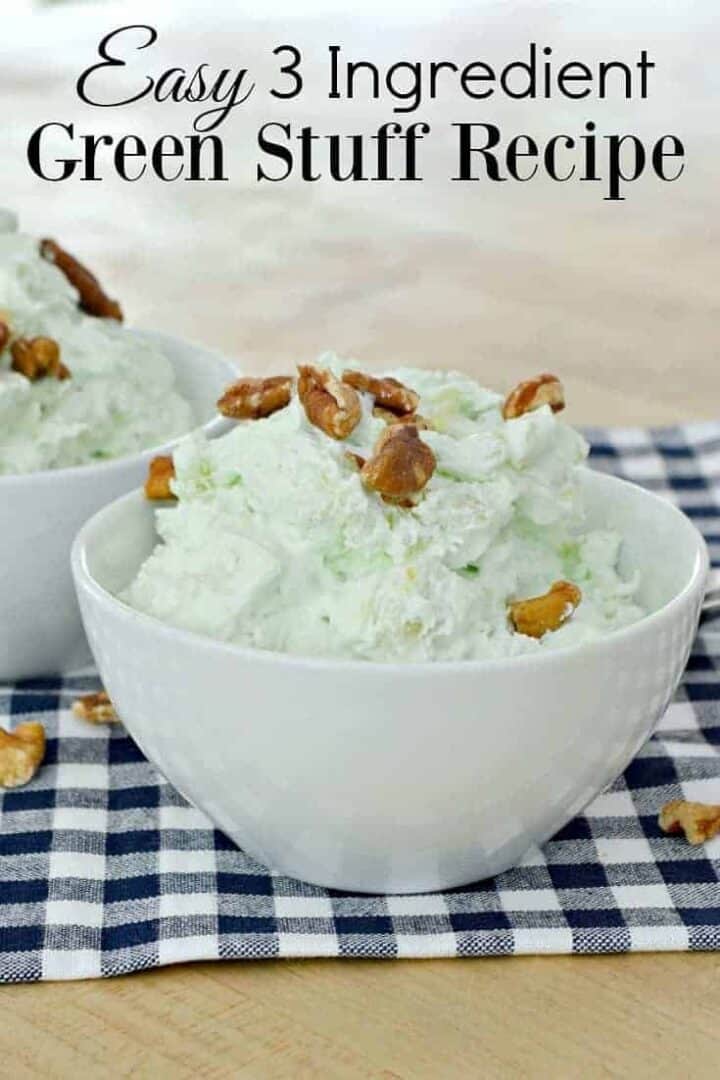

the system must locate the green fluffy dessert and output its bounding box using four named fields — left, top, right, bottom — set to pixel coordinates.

left=124, top=358, right=644, bottom=662
left=0, top=212, right=193, bottom=475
